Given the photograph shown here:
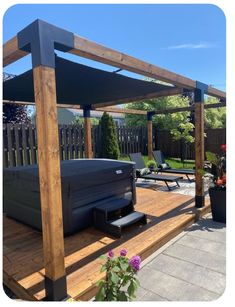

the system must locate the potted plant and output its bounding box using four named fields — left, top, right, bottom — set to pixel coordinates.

left=146, top=160, right=157, bottom=171
left=205, top=144, right=226, bottom=223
